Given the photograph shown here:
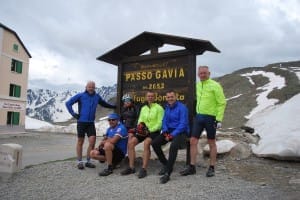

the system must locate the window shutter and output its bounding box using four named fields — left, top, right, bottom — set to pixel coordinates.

left=13, top=44, right=19, bottom=52
left=17, top=61, right=23, bottom=73
left=12, top=112, right=20, bottom=125
left=15, top=85, right=21, bottom=97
